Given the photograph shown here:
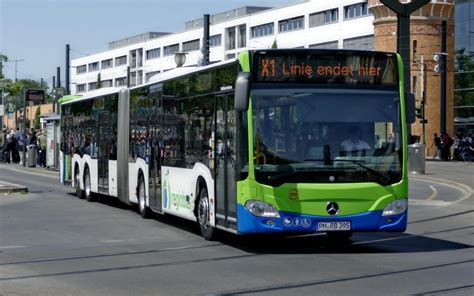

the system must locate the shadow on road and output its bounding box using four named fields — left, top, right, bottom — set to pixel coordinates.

left=217, top=229, right=473, bottom=255
left=68, top=192, right=473, bottom=255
